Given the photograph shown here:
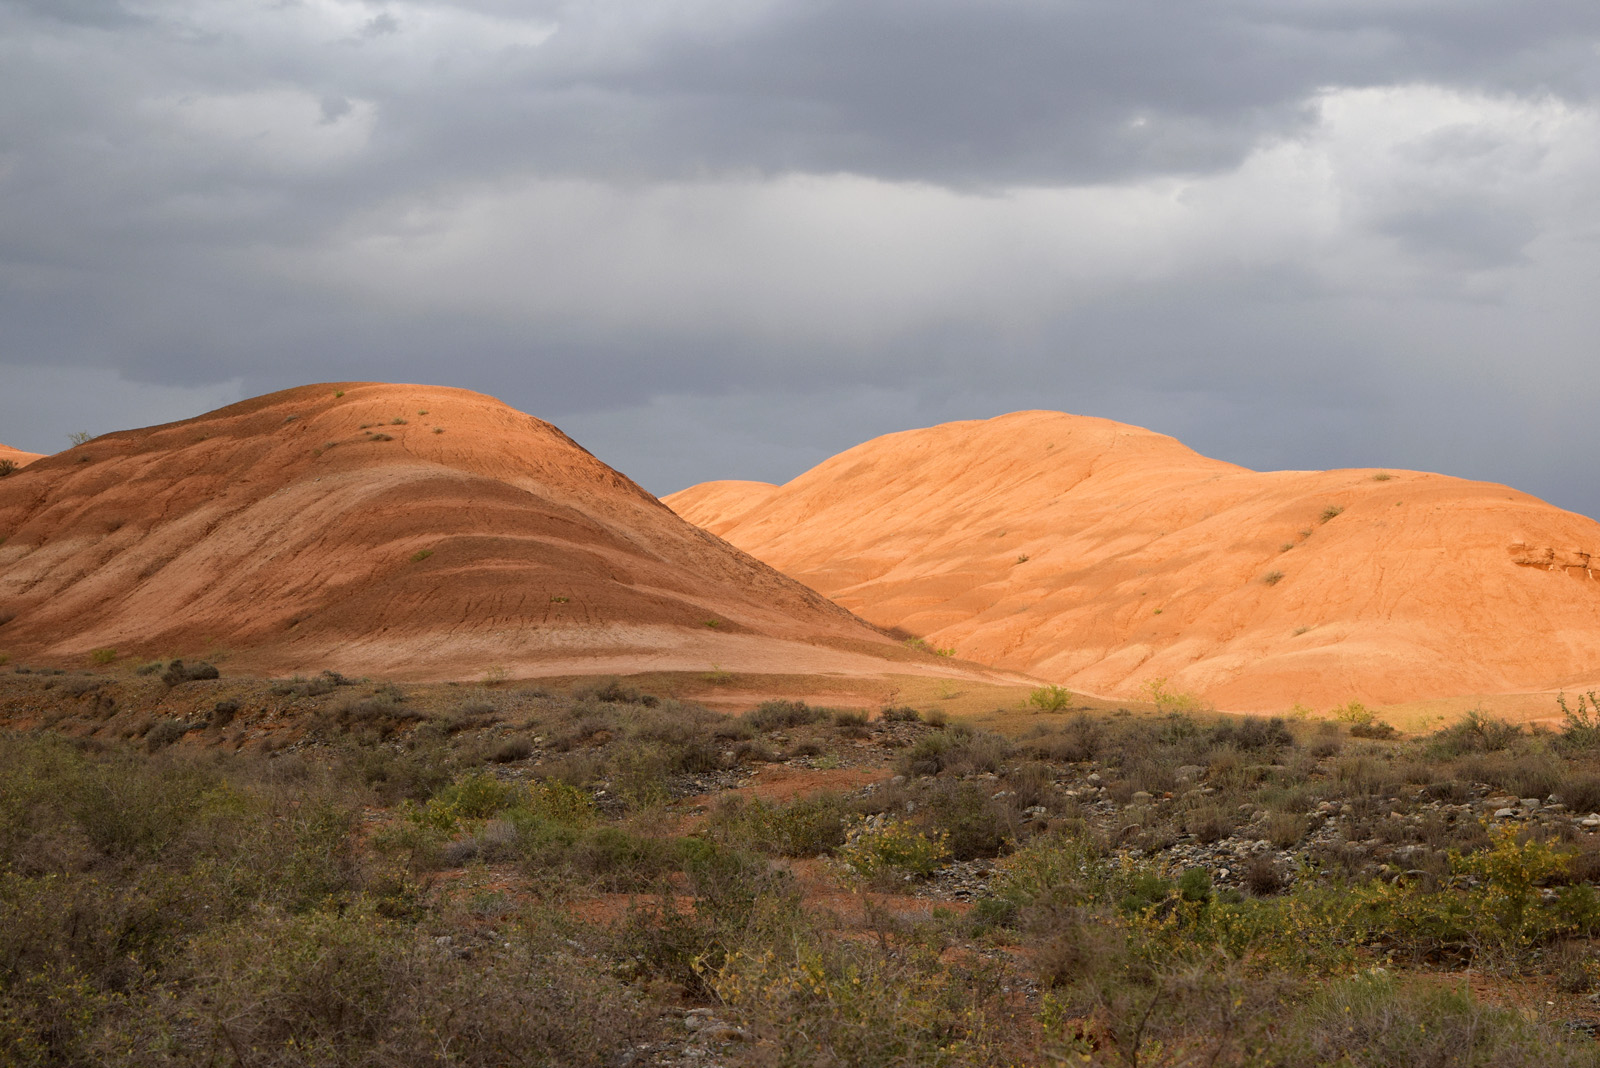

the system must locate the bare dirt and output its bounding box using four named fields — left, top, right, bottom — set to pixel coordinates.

left=0, top=441, right=43, bottom=468
left=667, top=410, right=1600, bottom=712
left=0, top=383, right=1014, bottom=684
